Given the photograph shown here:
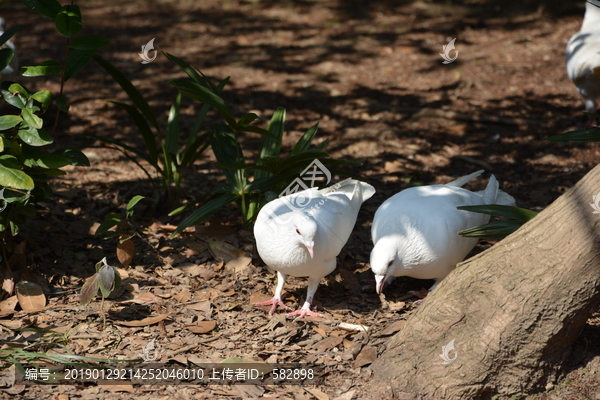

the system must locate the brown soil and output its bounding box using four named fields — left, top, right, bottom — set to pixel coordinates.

left=1, top=0, right=600, bottom=399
